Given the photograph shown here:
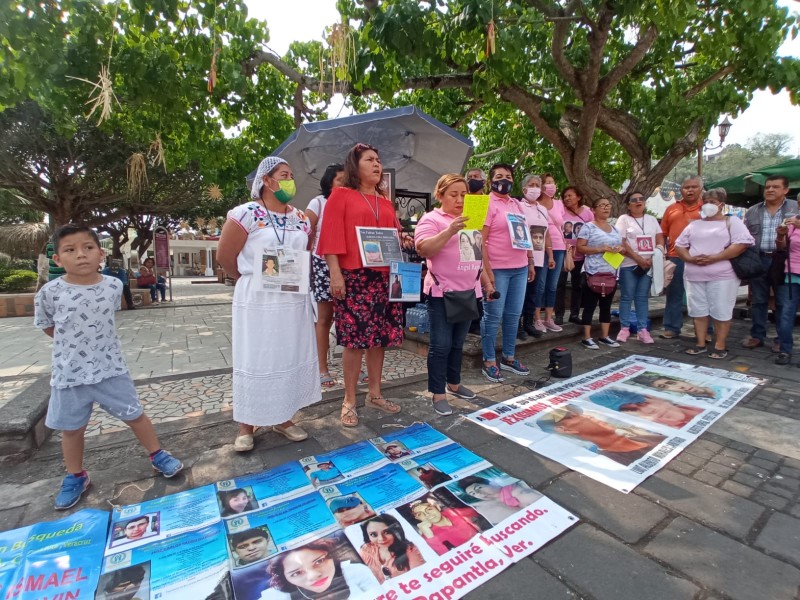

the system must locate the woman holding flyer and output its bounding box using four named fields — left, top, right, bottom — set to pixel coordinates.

left=317, top=143, right=406, bottom=427
left=614, top=191, right=664, bottom=344
left=478, top=164, right=536, bottom=383
left=217, top=156, right=320, bottom=452
left=415, top=174, right=481, bottom=416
